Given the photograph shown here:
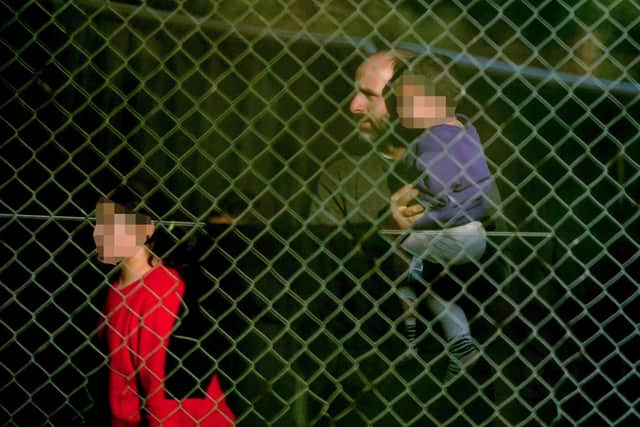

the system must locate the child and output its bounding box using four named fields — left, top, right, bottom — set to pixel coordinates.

left=390, top=64, right=496, bottom=382
left=93, top=185, right=238, bottom=426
